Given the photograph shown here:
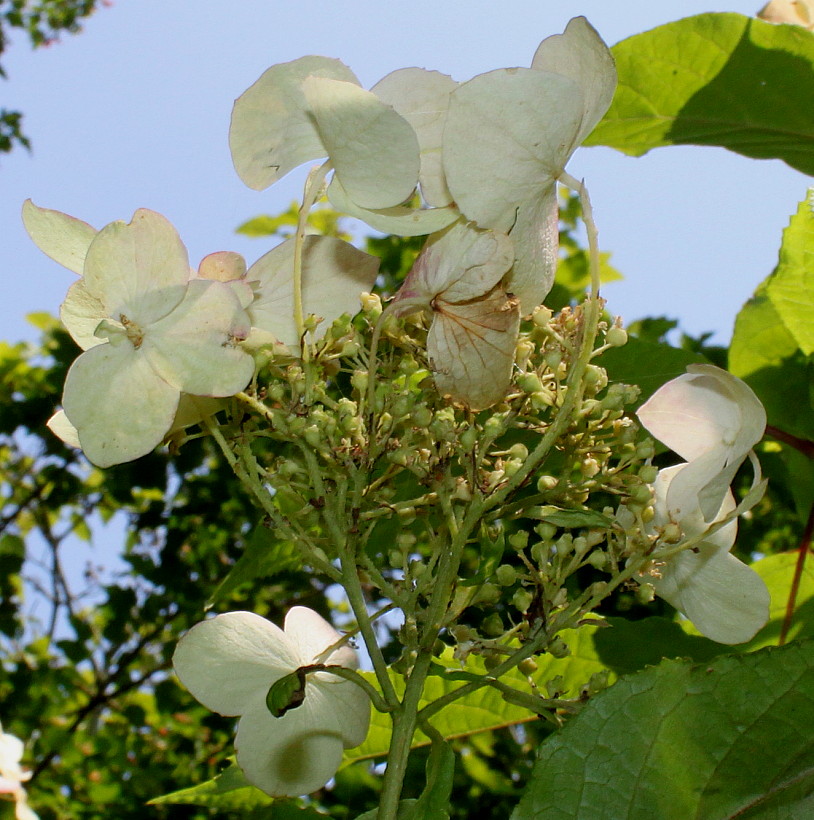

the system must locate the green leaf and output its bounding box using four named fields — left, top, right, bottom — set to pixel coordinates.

left=207, top=523, right=302, bottom=607
left=587, top=14, right=814, bottom=175
left=411, top=738, right=455, bottom=820
left=520, top=506, right=613, bottom=529
left=342, top=626, right=611, bottom=767
left=597, top=336, right=706, bottom=407
left=513, top=640, right=814, bottom=820
left=730, top=282, right=814, bottom=442
left=149, top=762, right=274, bottom=809
left=766, top=193, right=814, bottom=356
